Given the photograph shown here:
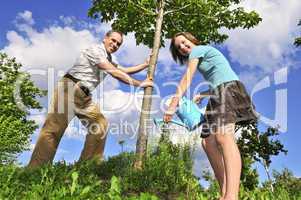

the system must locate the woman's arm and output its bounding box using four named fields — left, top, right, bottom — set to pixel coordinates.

left=163, top=58, right=199, bottom=122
